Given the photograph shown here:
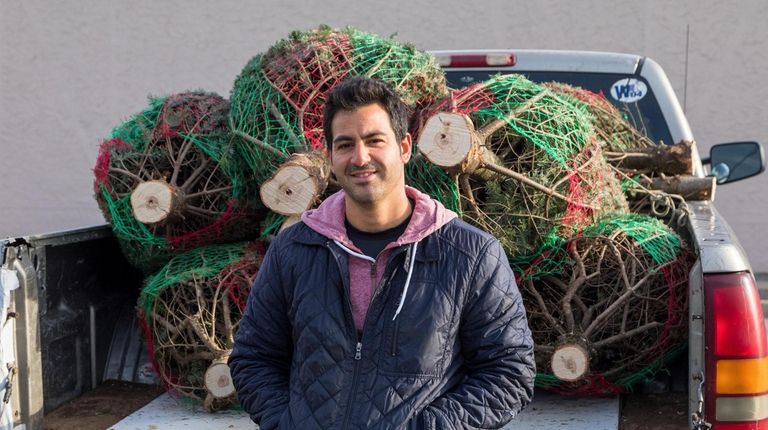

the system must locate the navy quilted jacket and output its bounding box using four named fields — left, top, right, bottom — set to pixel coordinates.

left=229, top=213, right=535, bottom=429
